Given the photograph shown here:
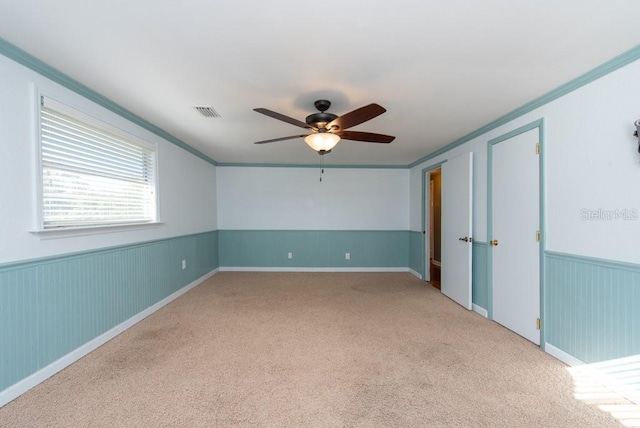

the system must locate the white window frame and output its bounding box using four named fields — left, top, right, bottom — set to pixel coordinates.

left=32, top=92, right=161, bottom=238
